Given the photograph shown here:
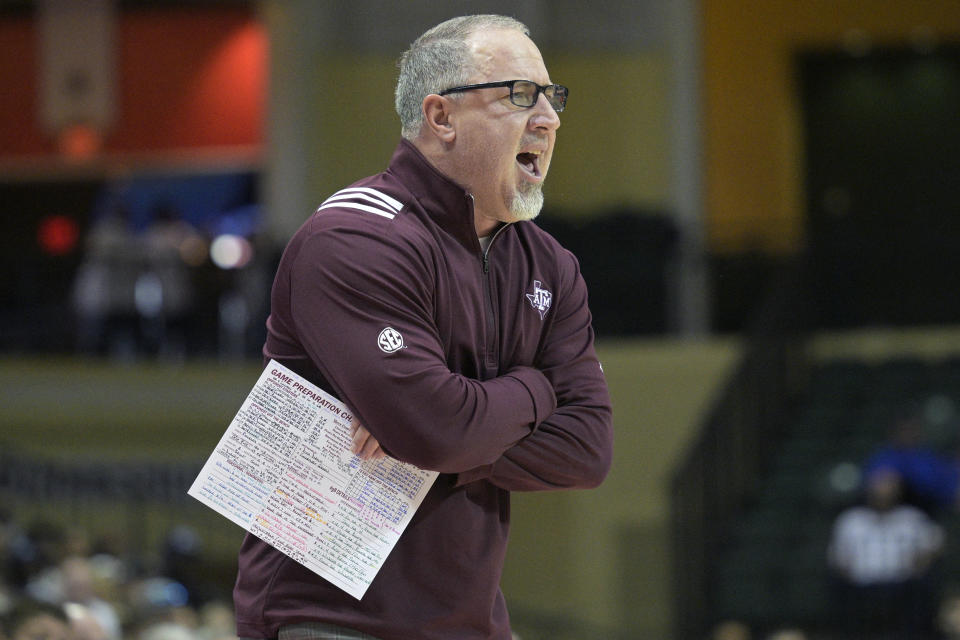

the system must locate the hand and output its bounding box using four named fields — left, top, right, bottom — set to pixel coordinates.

left=350, top=422, right=386, bottom=461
